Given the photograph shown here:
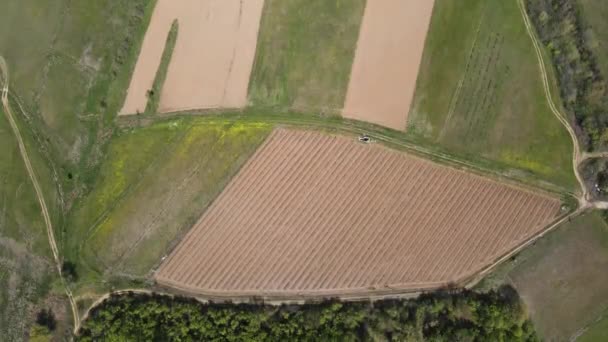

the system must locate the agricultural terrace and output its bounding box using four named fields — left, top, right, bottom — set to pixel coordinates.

left=157, top=129, right=561, bottom=297
left=408, top=0, right=575, bottom=190
left=478, top=212, right=608, bottom=341
left=343, top=0, right=435, bottom=131
left=120, top=0, right=264, bottom=115
left=65, top=119, right=271, bottom=291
